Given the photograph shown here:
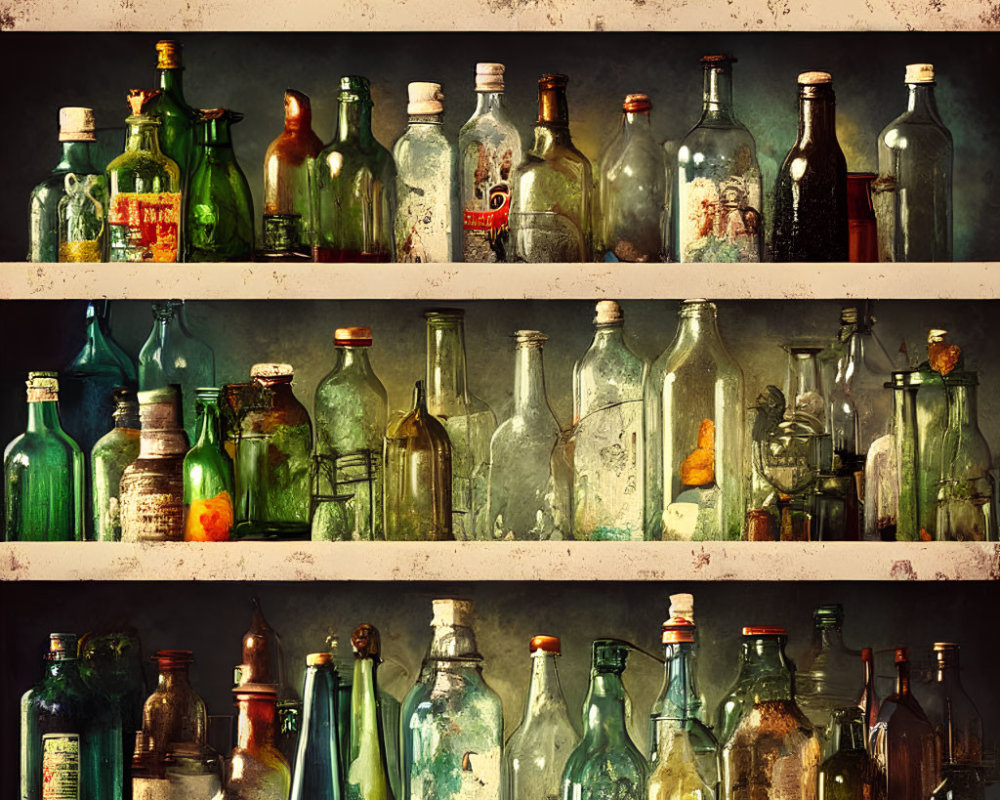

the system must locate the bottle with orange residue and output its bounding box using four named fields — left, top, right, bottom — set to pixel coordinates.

left=183, top=387, right=234, bottom=541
